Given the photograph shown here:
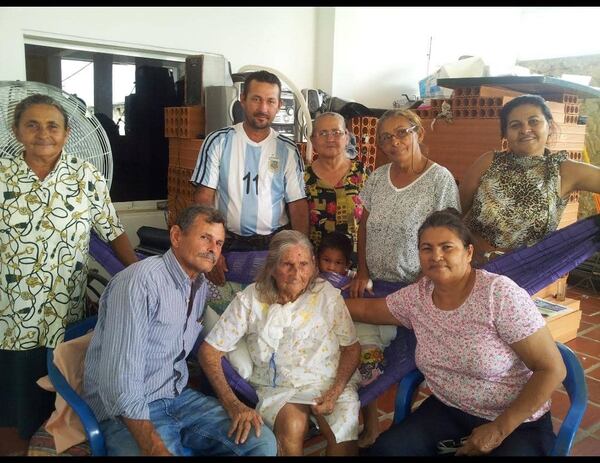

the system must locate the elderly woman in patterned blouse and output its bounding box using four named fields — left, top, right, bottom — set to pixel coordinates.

left=460, top=94, right=600, bottom=265
left=0, top=94, right=138, bottom=440
left=199, top=230, right=361, bottom=456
